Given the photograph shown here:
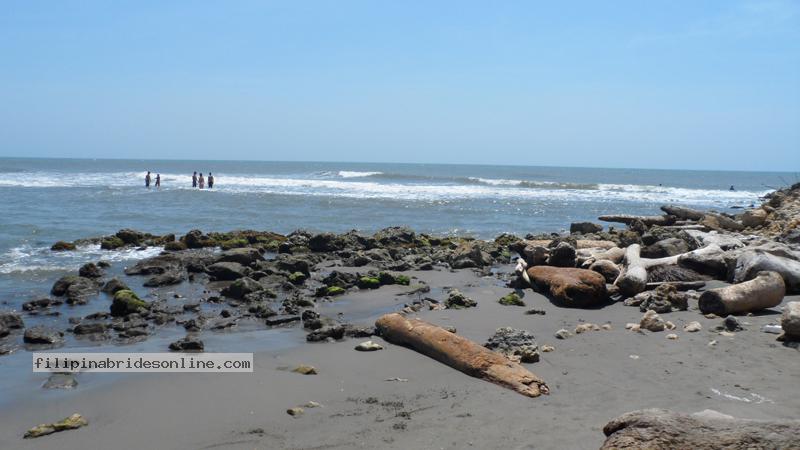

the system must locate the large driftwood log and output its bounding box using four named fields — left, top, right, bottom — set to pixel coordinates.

left=614, top=244, right=686, bottom=296
left=660, top=204, right=705, bottom=220
left=375, top=313, right=549, bottom=398
left=699, top=271, right=785, bottom=315
left=520, top=239, right=616, bottom=250
left=601, top=408, right=800, bottom=450
left=598, top=214, right=675, bottom=227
